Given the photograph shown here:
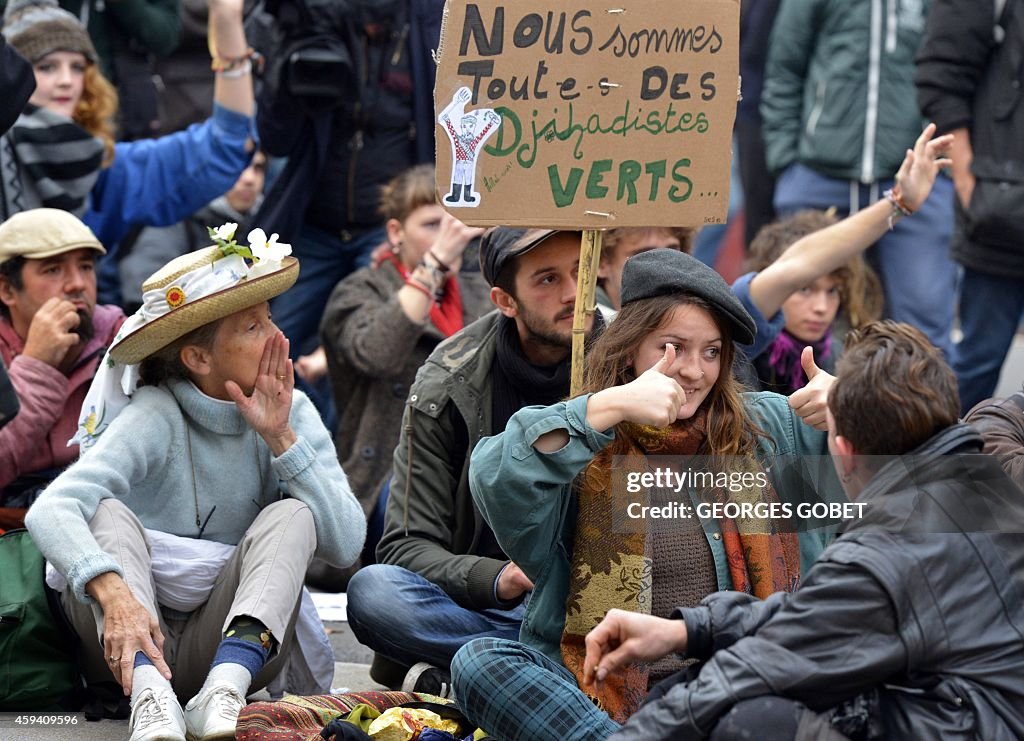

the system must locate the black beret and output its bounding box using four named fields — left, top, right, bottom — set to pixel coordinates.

left=620, top=249, right=756, bottom=345
left=479, top=227, right=580, bottom=287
